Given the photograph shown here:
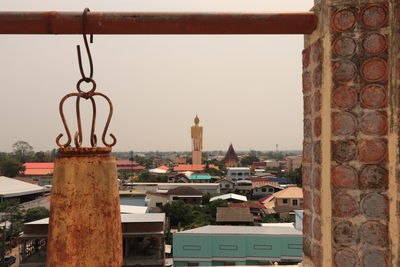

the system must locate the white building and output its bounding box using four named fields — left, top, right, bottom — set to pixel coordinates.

left=226, top=167, right=251, bottom=181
